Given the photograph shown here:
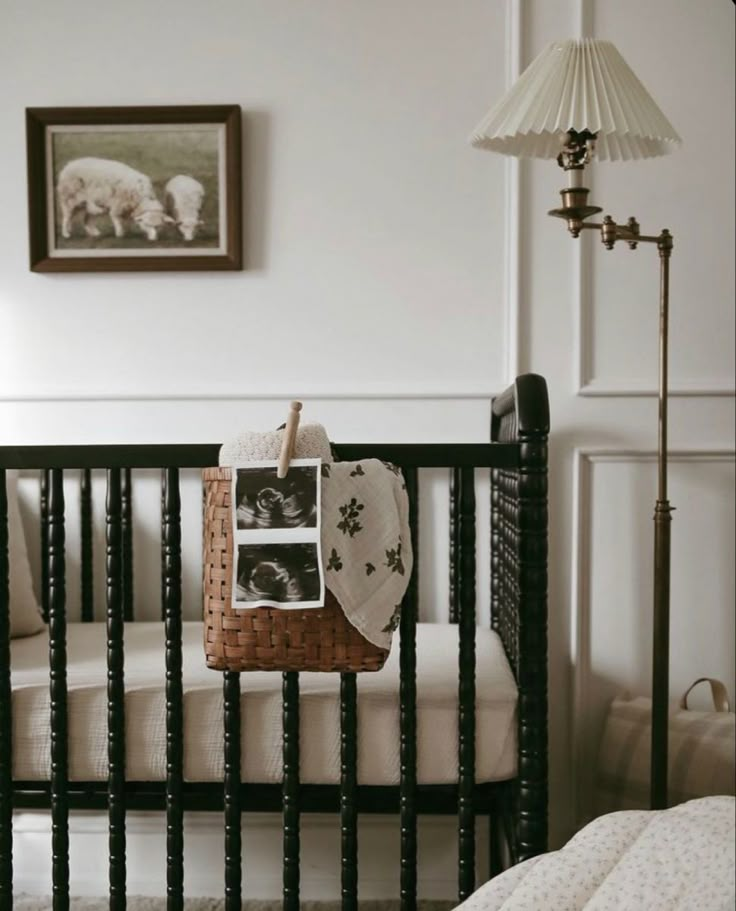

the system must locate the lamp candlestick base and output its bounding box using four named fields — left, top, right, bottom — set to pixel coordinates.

left=548, top=186, right=602, bottom=237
